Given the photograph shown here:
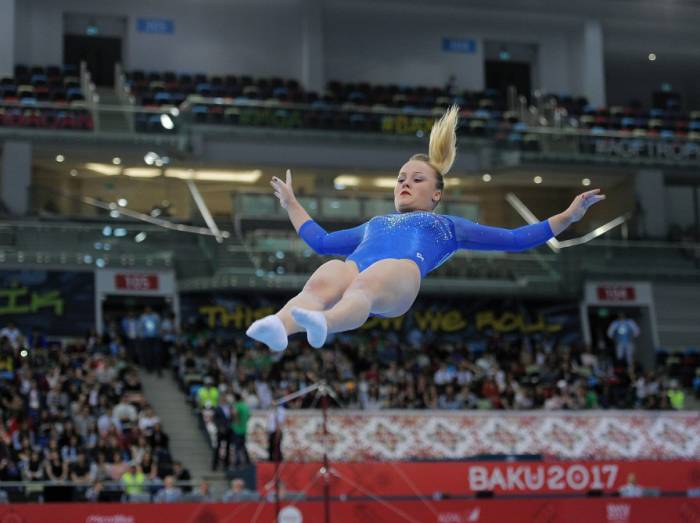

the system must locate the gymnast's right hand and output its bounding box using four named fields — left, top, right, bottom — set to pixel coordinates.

left=271, top=169, right=296, bottom=210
